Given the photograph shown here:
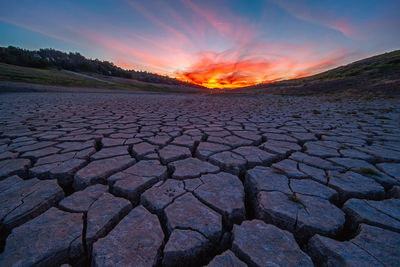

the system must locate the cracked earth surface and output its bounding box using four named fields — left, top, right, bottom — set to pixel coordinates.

left=0, top=92, right=399, bottom=266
